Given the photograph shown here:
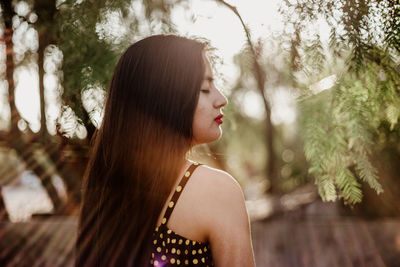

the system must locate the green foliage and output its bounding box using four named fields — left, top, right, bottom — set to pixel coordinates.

left=299, top=59, right=399, bottom=204
left=286, top=0, right=400, bottom=204
left=302, top=34, right=326, bottom=79
left=382, top=0, right=400, bottom=53
left=55, top=0, right=182, bottom=131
